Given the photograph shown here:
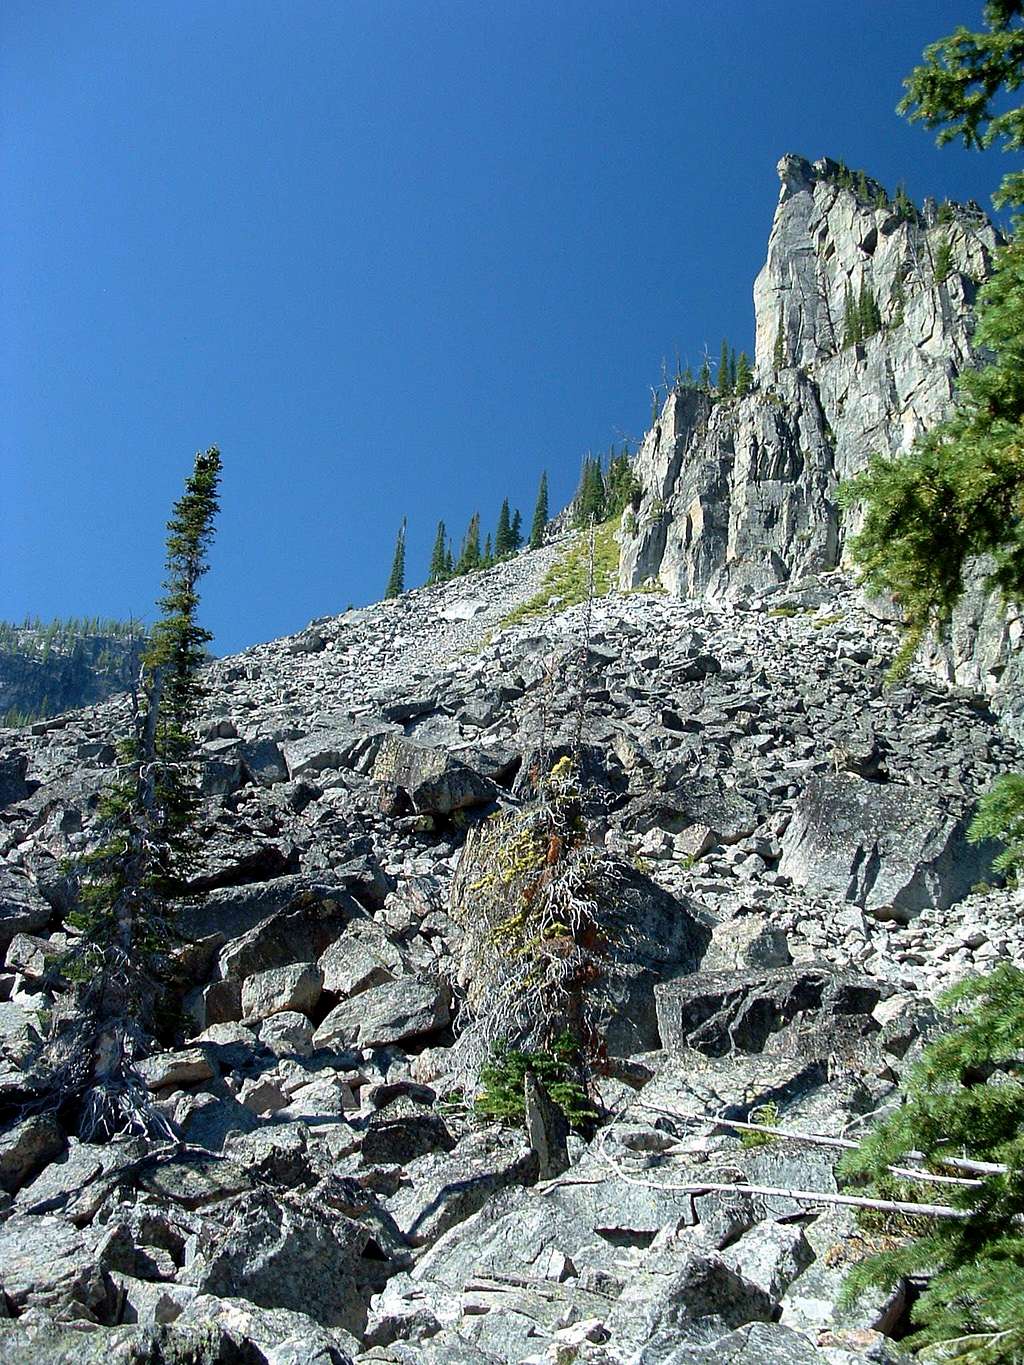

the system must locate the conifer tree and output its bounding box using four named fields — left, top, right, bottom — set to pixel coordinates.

left=773, top=319, right=785, bottom=370
left=842, top=281, right=862, bottom=347
left=697, top=356, right=711, bottom=391
left=530, top=472, right=549, bottom=549
left=495, top=498, right=514, bottom=559
left=427, top=520, right=449, bottom=585
left=734, top=351, right=752, bottom=397
left=858, top=283, right=882, bottom=338
left=510, top=508, right=523, bottom=552
left=385, top=519, right=406, bottom=599
left=717, top=339, right=732, bottom=397
left=933, top=235, right=954, bottom=283
left=574, top=456, right=606, bottom=527
left=456, top=512, right=482, bottom=575
left=64, top=447, right=222, bottom=1141
left=482, top=533, right=493, bottom=568
left=728, top=348, right=738, bottom=394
